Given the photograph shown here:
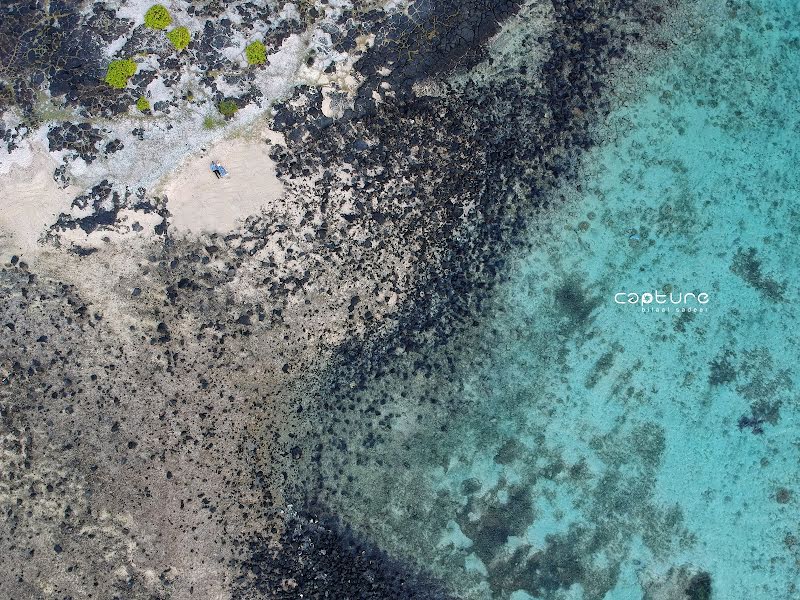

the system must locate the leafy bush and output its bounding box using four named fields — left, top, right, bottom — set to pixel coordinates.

left=218, top=99, right=238, bottom=118
left=144, top=4, right=172, bottom=30
left=136, top=96, right=151, bottom=111
left=245, top=41, right=267, bottom=65
left=104, top=59, right=137, bottom=89
left=166, top=26, right=190, bottom=51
